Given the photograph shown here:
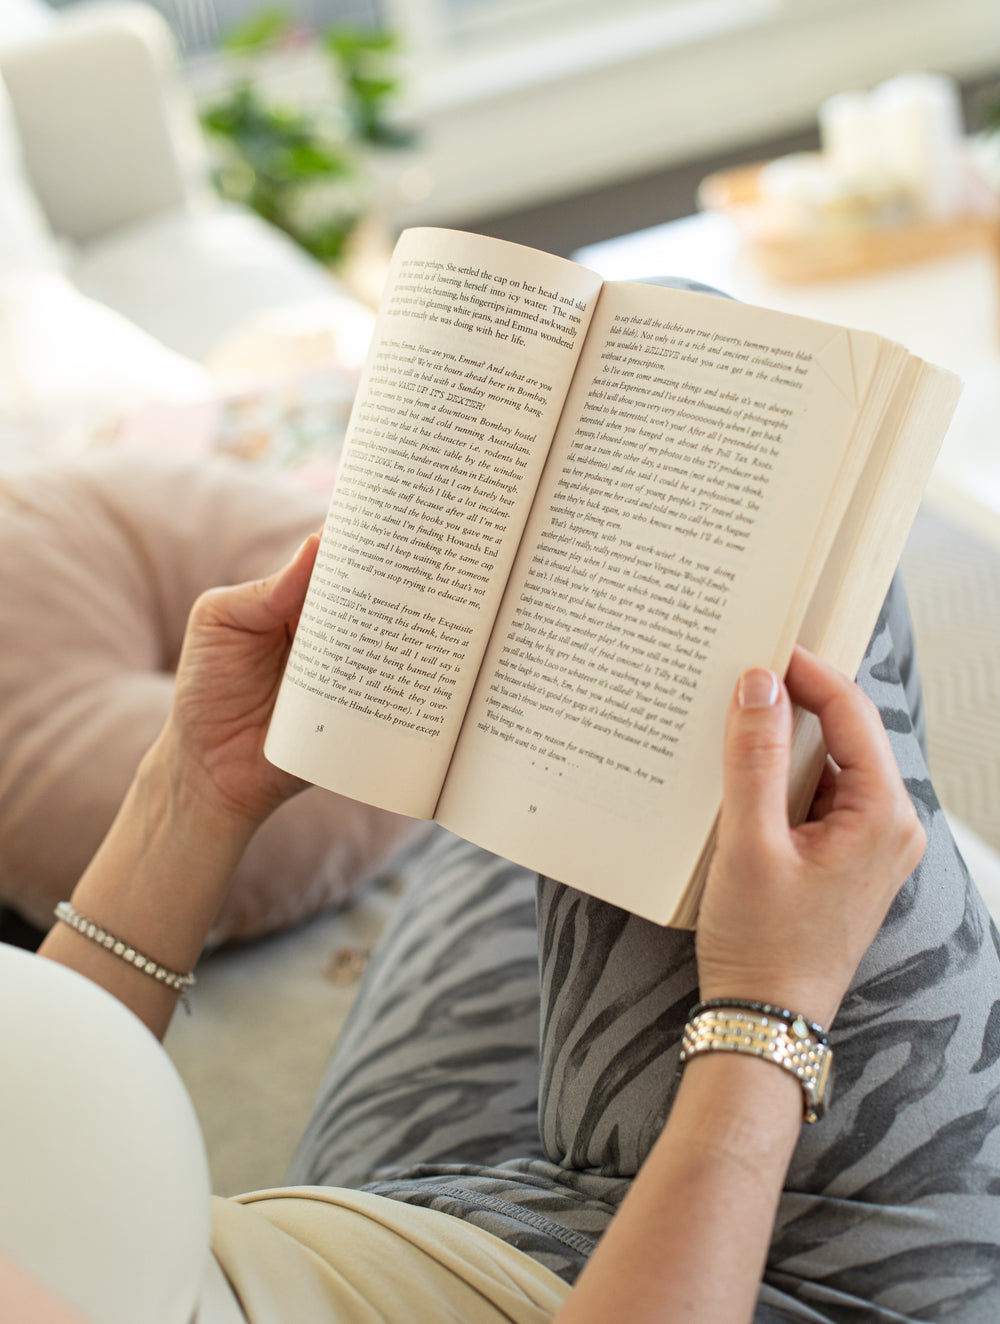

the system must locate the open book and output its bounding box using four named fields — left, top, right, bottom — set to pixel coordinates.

left=264, top=227, right=960, bottom=926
